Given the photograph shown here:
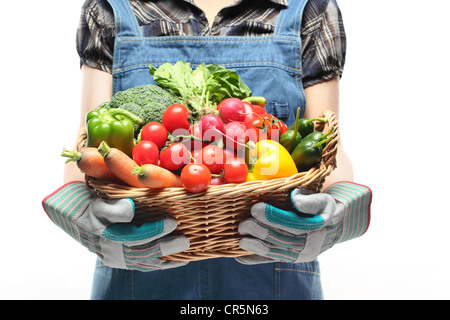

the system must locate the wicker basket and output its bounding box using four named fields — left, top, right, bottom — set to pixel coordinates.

left=77, top=110, right=338, bottom=261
